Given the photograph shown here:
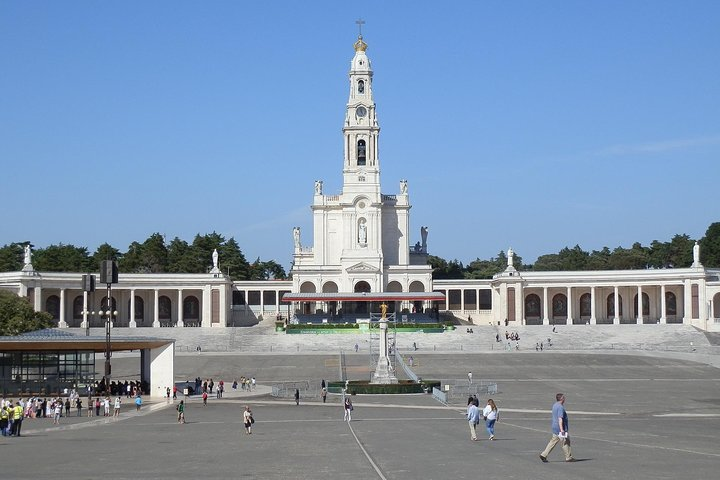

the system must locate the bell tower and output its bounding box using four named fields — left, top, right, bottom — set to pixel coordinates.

left=342, top=32, right=381, bottom=198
